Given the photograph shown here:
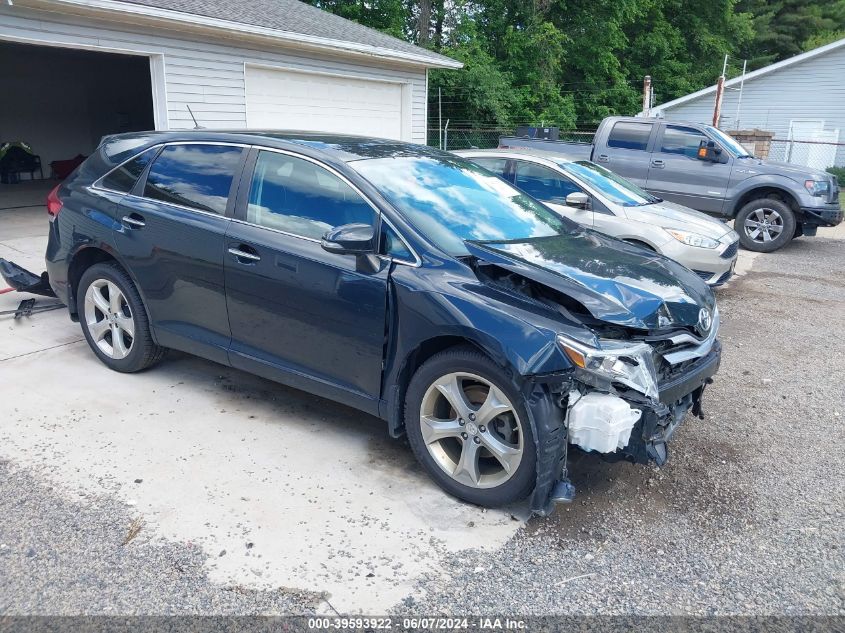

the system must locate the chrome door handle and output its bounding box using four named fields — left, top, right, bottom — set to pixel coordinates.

left=651, top=159, right=665, bottom=168
left=228, top=247, right=261, bottom=262
left=122, top=215, right=145, bottom=228
left=596, top=154, right=609, bottom=162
